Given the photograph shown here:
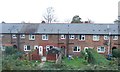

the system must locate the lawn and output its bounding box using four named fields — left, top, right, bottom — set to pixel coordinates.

left=62, top=57, right=87, bottom=68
